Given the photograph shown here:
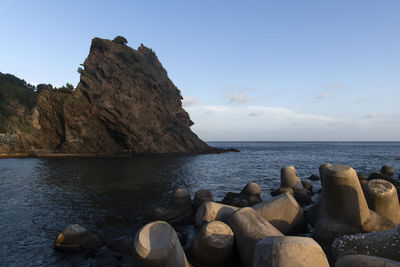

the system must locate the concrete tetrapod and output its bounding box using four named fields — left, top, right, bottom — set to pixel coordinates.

left=281, top=165, right=302, bottom=189
left=335, top=255, right=400, bottom=267
left=195, top=201, right=239, bottom=227
left=54, top=224, right=103, bottom=252
left=190, top=221, right=234, bottom=267
left=318, top=163, right=332, bottom=185
left=332, top=225, right=400, bottom=262
left=312, top=165, right=396, bottom=248
left=366, top=179, right=400, bottom=224
left=280, top=165, right=312, bottom=205
left=133, top=221, right=190, bottom=267
left=252, top=236, right=329, bottom=267
left=221, top=182, right=262, bottom=207
left=144, top=188, right=193, bottom=225
left=252, top=193, right=305, bottom=234
left=228, top=207, right=283, bottom=267
left=193, top=189, right=214, bottom=211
